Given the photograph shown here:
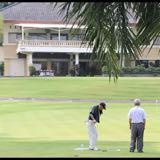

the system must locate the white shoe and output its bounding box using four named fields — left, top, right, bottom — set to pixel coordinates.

left=93, top=147, right=98, bottom=151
